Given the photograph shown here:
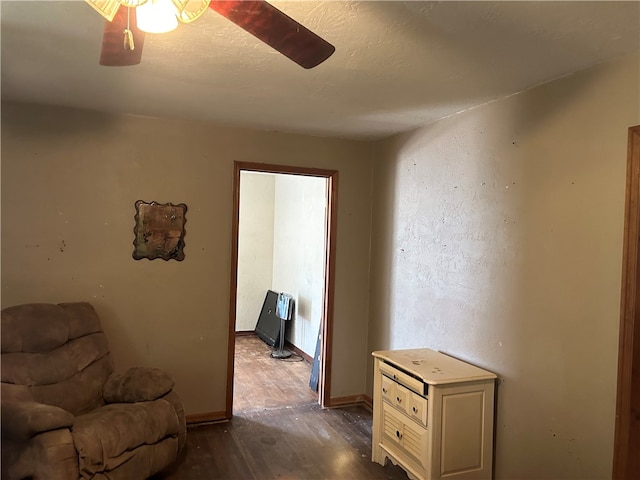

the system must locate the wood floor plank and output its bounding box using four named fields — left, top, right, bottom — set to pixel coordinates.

left=233, top=335, right=317, bottom=413
left=157, top=335, right=409, bottom=480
